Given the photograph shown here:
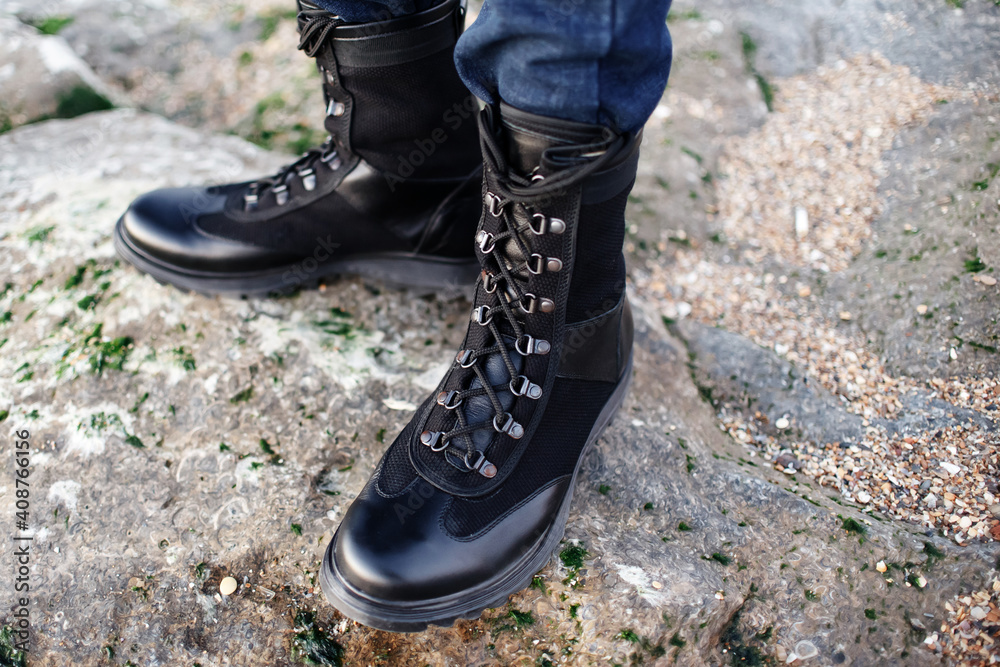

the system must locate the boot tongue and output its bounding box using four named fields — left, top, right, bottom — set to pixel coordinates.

left=499, top=102, right=610, bottom=176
